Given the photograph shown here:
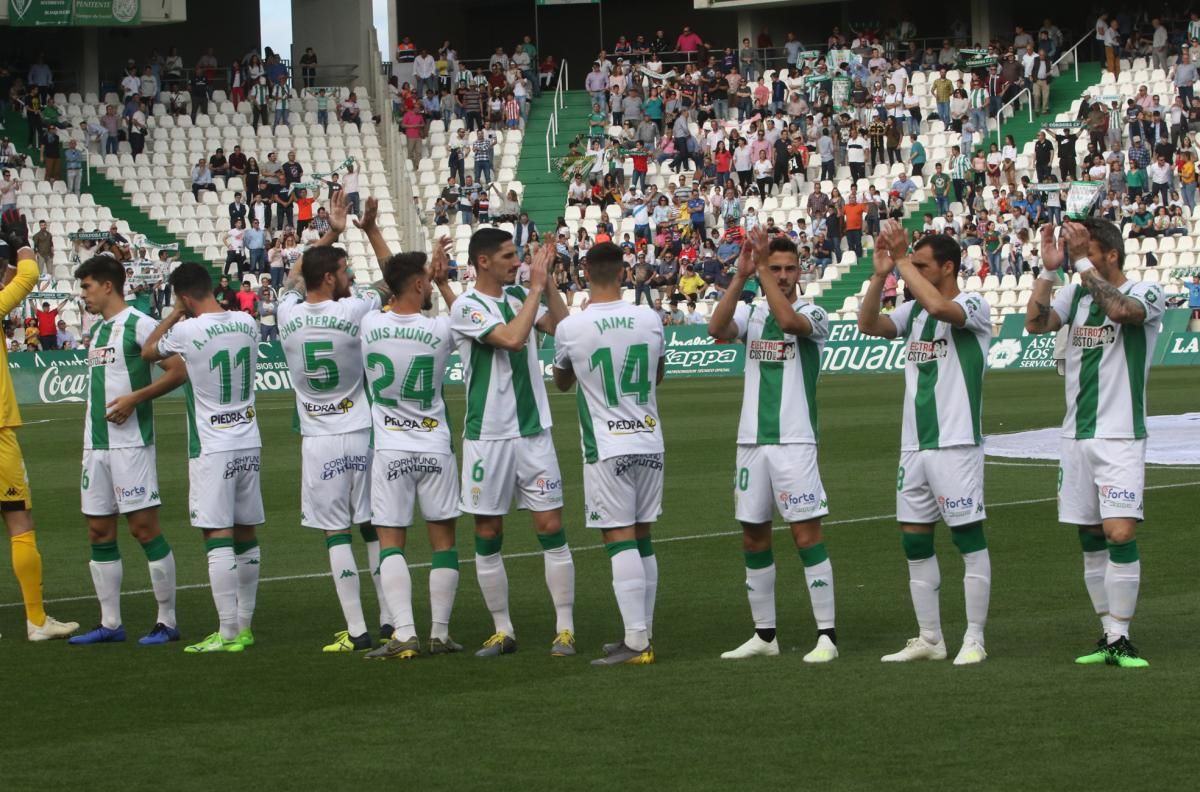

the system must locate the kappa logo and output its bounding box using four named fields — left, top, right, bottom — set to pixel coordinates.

left=5, top=487, right=18, bottom=498
left=589, top=511, right=603, bottom=522
left=809, top=579, right=829, bottom=589
left=339, top=569, right=356, bottom=579
left=987, top=339, right=1022, bottom=369
left=150, top=491, right=160, bottom=501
